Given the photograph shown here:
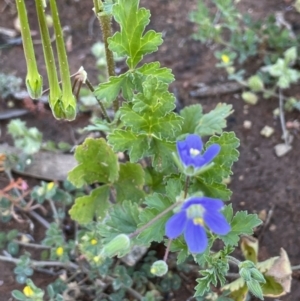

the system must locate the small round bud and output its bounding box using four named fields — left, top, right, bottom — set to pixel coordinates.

left=150, top=260, right=168, bottom=277
left=23, top=285, right=34, bottom=297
